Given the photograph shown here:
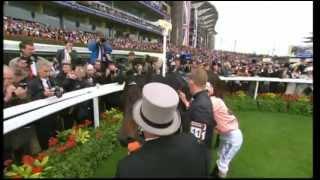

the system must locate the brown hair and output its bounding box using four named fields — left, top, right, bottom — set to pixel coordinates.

left=189, top=67, right=208, bottom=88
left=19, top=40, right=34, bottom=51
